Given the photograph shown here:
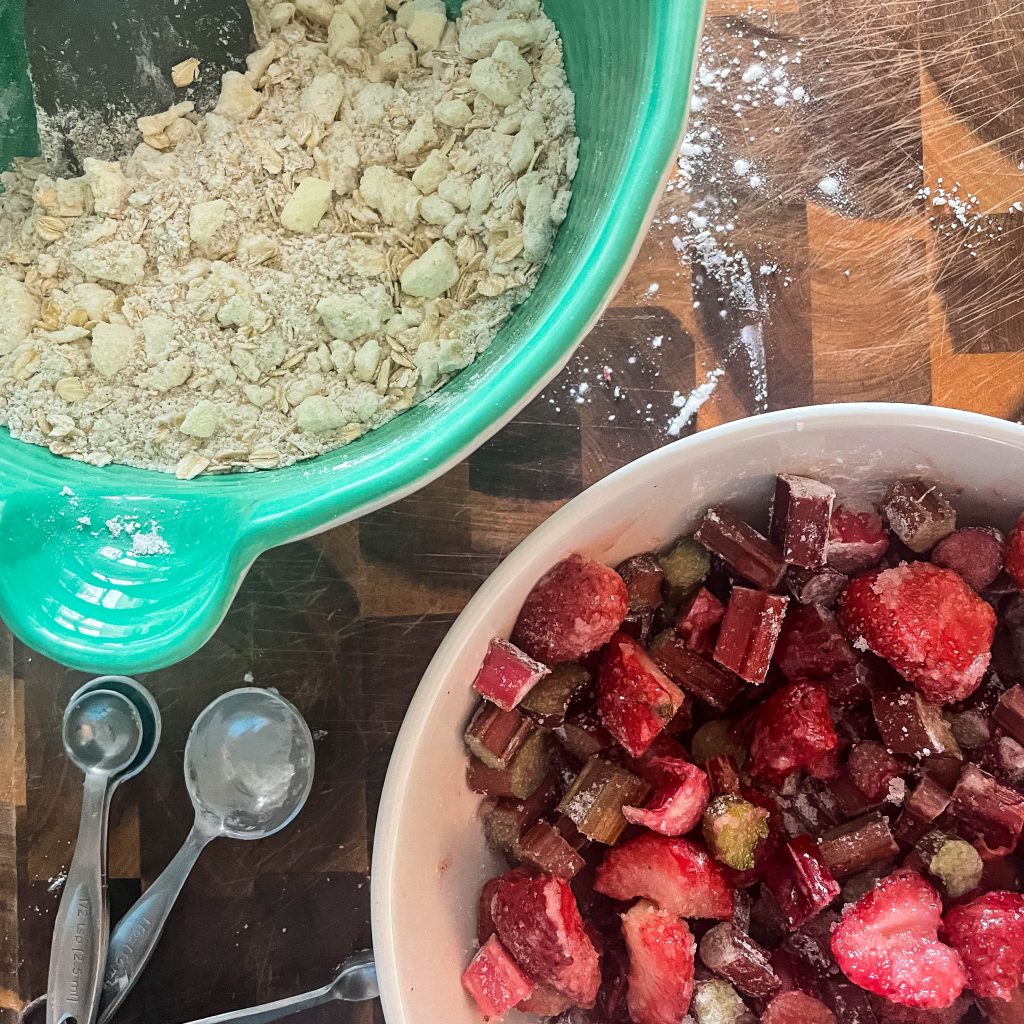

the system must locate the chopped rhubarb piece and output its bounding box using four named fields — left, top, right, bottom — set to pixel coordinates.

left=622, top=900, right=696, bottom=1024
left=827, top=500, right=890, bottom=574
left=762, top=835, right=841, bottom=931
left=649, top=631, right=744, bottom=711
left=620, top=610, right=654, bottom=643
left=750, top=682, right=838, bottom=786
left=468, top=729, right=550, bottom=801
left=465, top=703, right=536, bottom=770
left=555, top=710, right=614, bottom=761
left=516, top=983, right=572, bottom=1016
left=848, top=740, right=904, bottom=801
left=481, top=775, right=559, bottom=857
left=894, top=777, right=952, bottom=846
left=824, top=979, right=880, bottom=1024
left=831, top=870, right=967, bottom=1009
left=838, top=563, right=996, bottom=704
left=703, top=794, right=771, bottom=871
left=762, top=992, right=837, bottom=1024
left=479, top=877, right=501, bottom=943
left=691, top=719, right=748, bottom=768
left=1006, top=513, right=1024, bottom=590
left=943, top=891, right=1024, bottom=1001
left=595, top=833, right=734, bottom=919
left=772, top=603, right=866, bottom=702
left=492, top=871, right=601, bottom=1007
left=818, top=813, right=899, bottom=880
left=659, top=536, right=711, bottom=600
left=949, top=709, right=991, bottom=751
left=691, top=979, right=756, bottom=1024
left=872, top=689, right=962, bottom=759
left=785, top=565, right=849, bottom=607
left=517, top=822, right=586, bottom=879
left=519, top=662, right=590, bottom=729
left=556, top=755, right=650, bottom=845
left=461, top=935, right=535, bottom=1020
left=622, top=757, right=710, bottom=836
left=699, top=922, right=781, bottom=998
left=597, top=632, right=685, bottom=757
left=706, top=753, right=742, bottom=796
left=616, top=553, right=666, bottom=612
left=828, top=773, right=883, bottom=819
left=994, top=684, right=1024, bottom=746
left=949, top=764, right=1024, bottom=852
left=511, top=553, right=629, bottom=665
left=883, top=480, right=957, bottom=554
left=770, top=474, right=836, bottom=568
left=472, top=638, right=551, bottom=711
left=916, top=831, right=983, bottom=898
left=621, top=733, right=692, bottom=785
left=676, top=587, right=726, bottom=653
left=694, top=506, right=787, bottom=590
left=714, top=587, right=790, bottom=685
left=932, top=527, right=1005, bottom=592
